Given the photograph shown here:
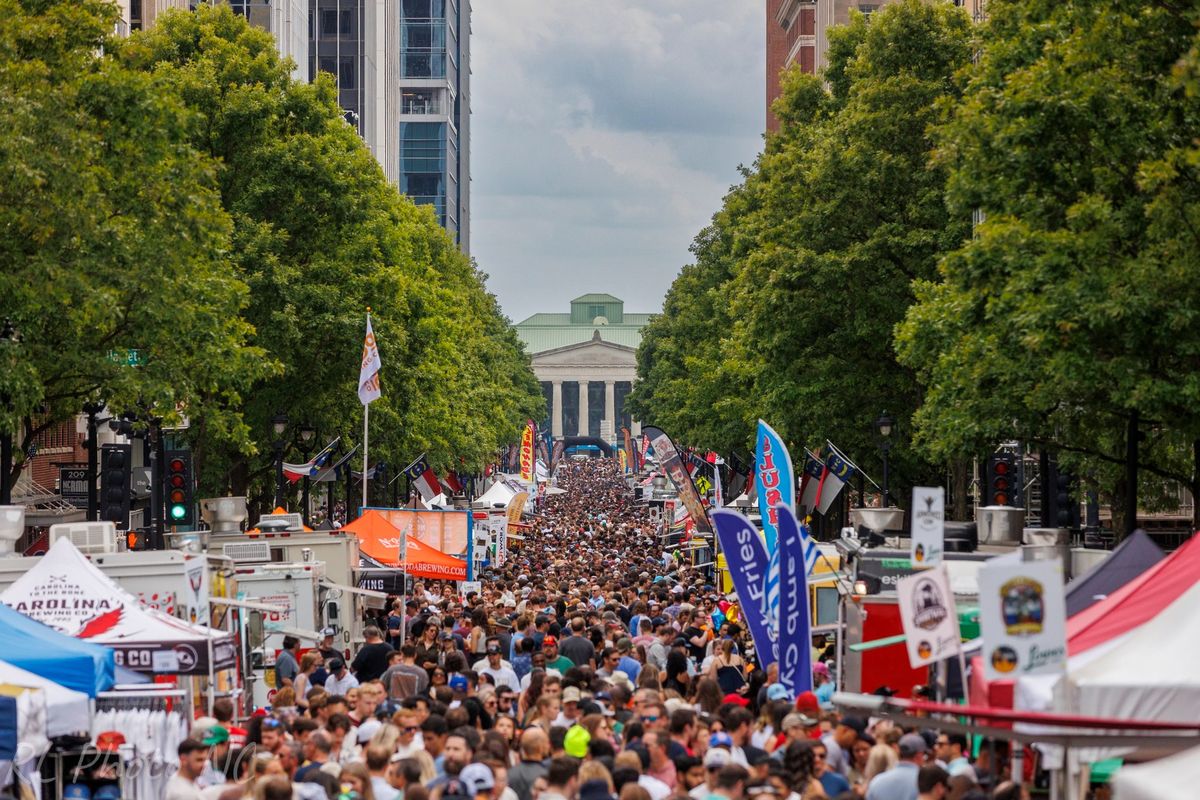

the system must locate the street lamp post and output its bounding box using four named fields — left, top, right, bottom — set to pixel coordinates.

left=82, top=400, right=106, bottom=521
left=299, top=423, right=315, bottom=526
left=272, top=413, right=288, bottom=511
left=875, top=412, right=894, bottom=508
